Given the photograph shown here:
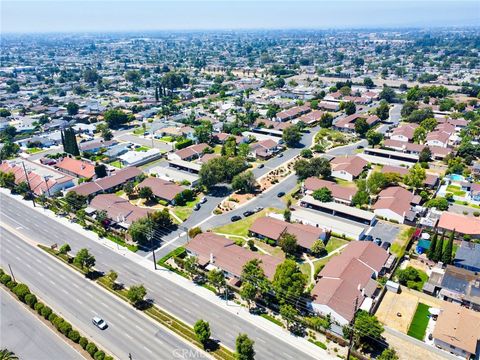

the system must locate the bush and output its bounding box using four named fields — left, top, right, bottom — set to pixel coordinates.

left=41, top=306, right=52, bottom=319
left=59, top=321, right=72, bottom=336
left=6, top=280, right=17, bottom=290
left=79, top=337, right=89, bottom=349
left=48, top=313, right=58, bottom=322
left=34, top=302, right=45, bottom=314
left=474, top=211, right=480, bottom=217
left=94, top=350, right=105, bottom=360
left=13, top=283, right=30, bottom=302
left=86, top=343, right=98, bottom=356
left=24, top=293, right=38, bottom=308
left=52, top=316, right=64, bottom=330
left=0, top=273, right=11, bottom=285
left=68, top=330, right=81, bottom=343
